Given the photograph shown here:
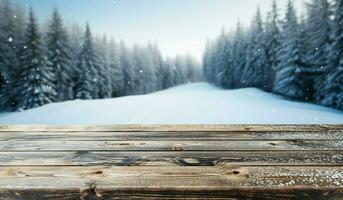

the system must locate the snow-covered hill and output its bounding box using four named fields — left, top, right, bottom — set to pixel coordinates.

left=0, top=83, right=342, bottom=124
